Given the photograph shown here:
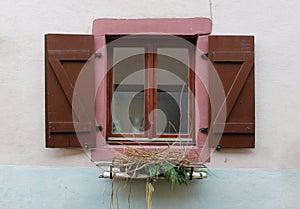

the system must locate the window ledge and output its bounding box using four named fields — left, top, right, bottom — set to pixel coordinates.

left=107, top=137, right=193, bottom=142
